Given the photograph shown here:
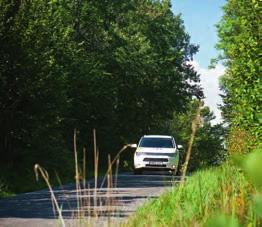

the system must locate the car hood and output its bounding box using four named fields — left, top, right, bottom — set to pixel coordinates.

left=136, top=147, right=177, bottom=153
